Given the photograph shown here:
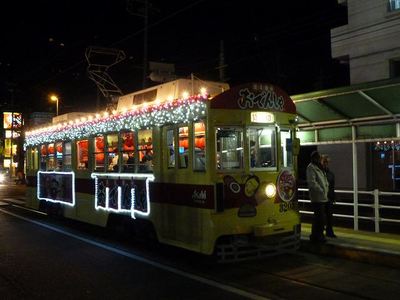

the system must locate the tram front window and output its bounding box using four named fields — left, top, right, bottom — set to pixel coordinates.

left=216, top=127, right=244, bottom=170
left=248, top=127, right=276, bottom=169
